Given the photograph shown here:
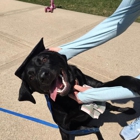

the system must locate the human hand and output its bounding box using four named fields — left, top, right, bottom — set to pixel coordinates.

left=49, top=47, right=61, bottom=52
left=68, top=85, right=91, bottom=104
